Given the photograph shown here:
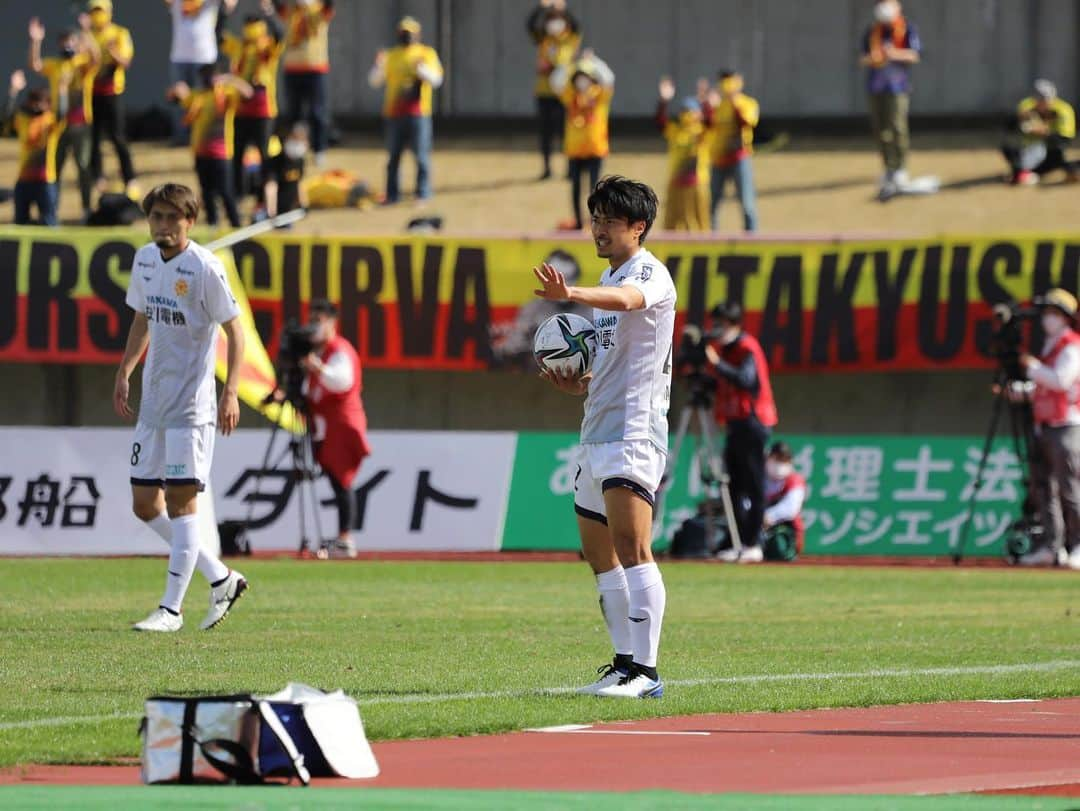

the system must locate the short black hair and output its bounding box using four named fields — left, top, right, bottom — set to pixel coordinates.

left=244, top=14, right=261, bottom=23
left=711, top=301, right=743, bottom=325
left=586, top=175, right=659, bottom=243
left=719, top=69, right=738, bottom=80
left=309, top=298, right=339, bottom=318
left=768, top=441, right=794, bottom=462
